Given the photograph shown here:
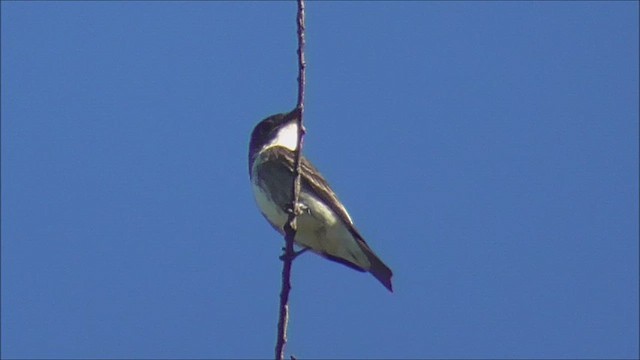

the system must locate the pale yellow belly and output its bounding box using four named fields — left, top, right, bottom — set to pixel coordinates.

left=251, top=182, right=370, bottom=268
